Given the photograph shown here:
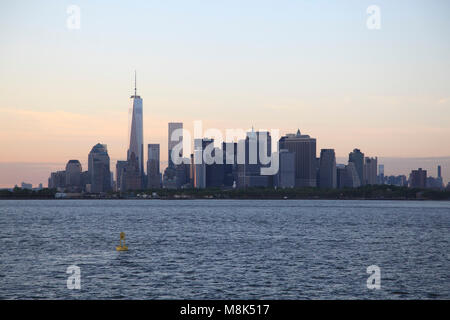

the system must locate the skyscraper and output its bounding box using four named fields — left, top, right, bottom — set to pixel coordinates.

left=279, top=129, right=316, bottom=187
left=409, top=168, right=427, bottom=188
left=222, top=142, right=238, bottom=187
left=168, top=122, right=183, bottom=168
left=163, top=123, right=184, bottom=189
left=343, top=162, right=361, bottom=188
left=206, top=147, right=224, bottom=188
left=378, top=164, right=385, bottom=184
left=128, top=72, right=144, bottom=182
left=437, top=165, right=443, bottom=188
left=115, top=160, right=127, bottom=192
left=147, top=144, right=161, bottom=188
left=336, top=164, right=346, bottom=189
left=348, top=148, right=364, bottom=186
left=88, top=143, right=111, bottom=193
left=48, top=171, right=66, bottom=190
left=425, top=165, right=444, bottom=189
left=275, top=149, right=295, bottom=188
left=121, top=152, right=142, bottom=191
left=237, top=130, right=272, bottom=188
left=319, top=149, right=336, bottom=189
left=65, top=160, right=82, bottom=191
left=363, top=157, right=378, bottom=185
left=193, top=138, right=212, bottom=189
left=176, top=160, right=191, bottom=188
